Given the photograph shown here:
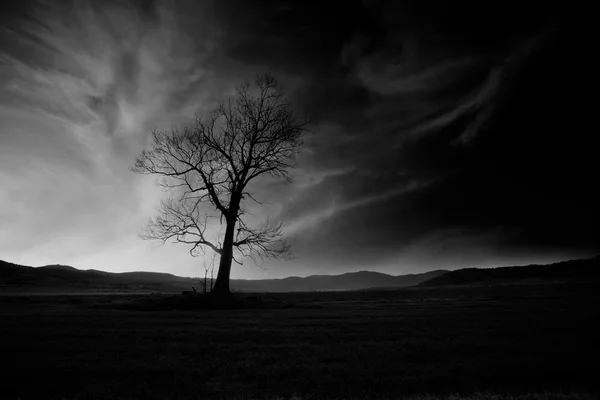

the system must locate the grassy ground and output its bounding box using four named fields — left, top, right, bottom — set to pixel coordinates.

left=1, top=282, right=598, bottom=400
